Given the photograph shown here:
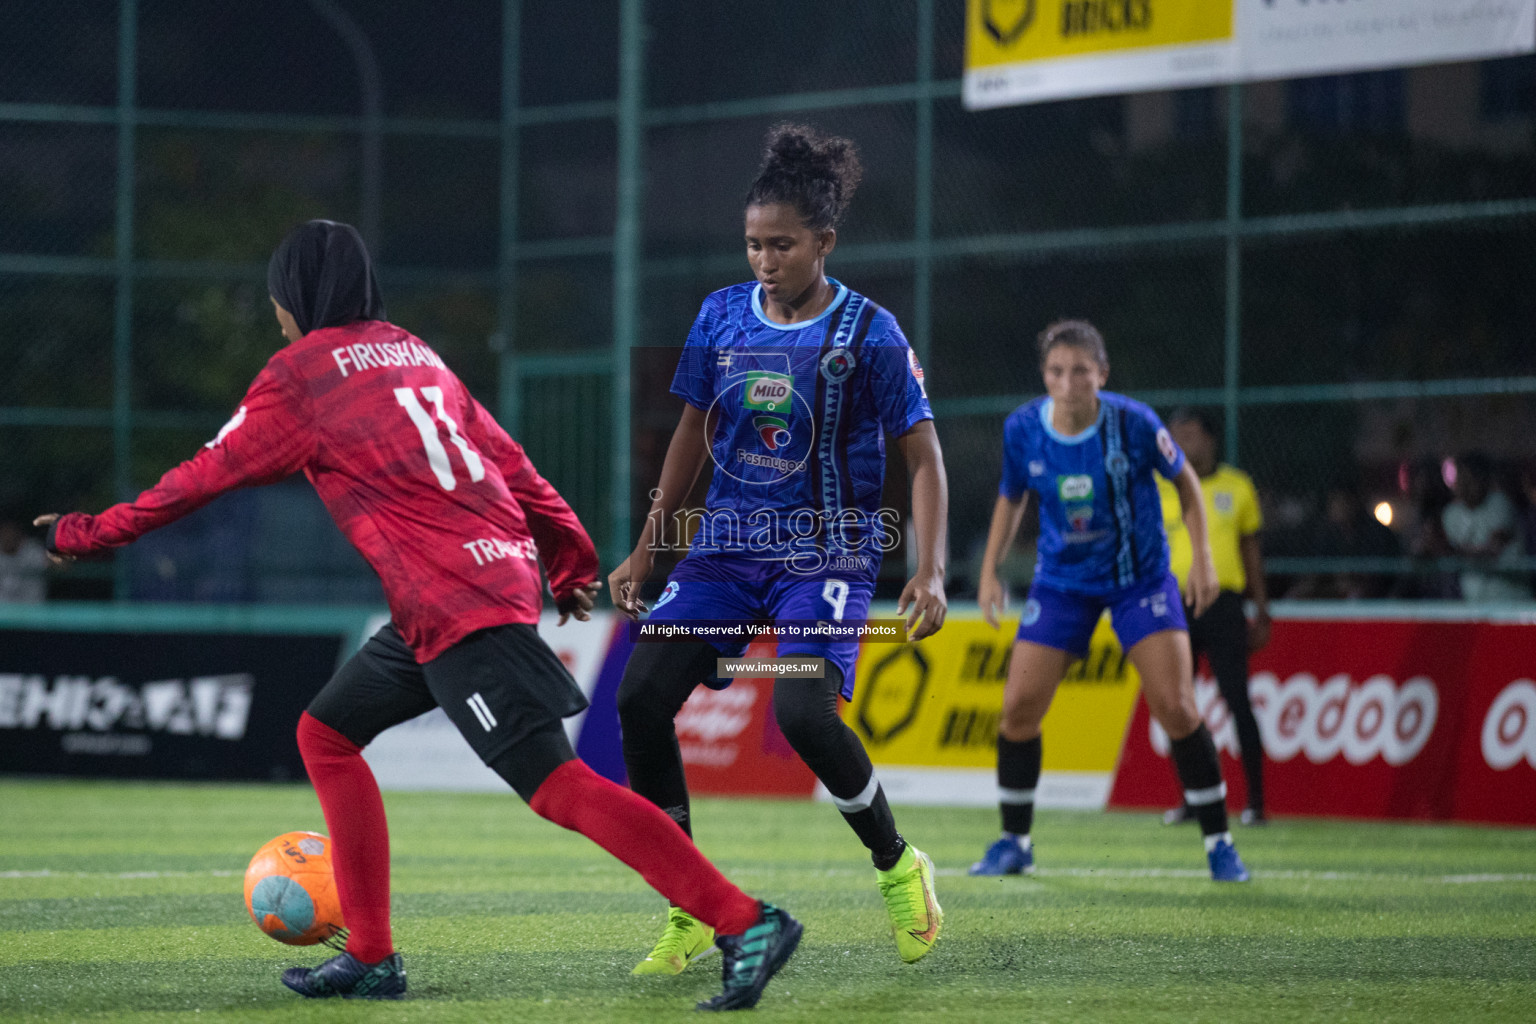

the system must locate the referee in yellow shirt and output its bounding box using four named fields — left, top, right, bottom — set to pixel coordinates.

left=1158, top=409, right=1271, bottom=826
